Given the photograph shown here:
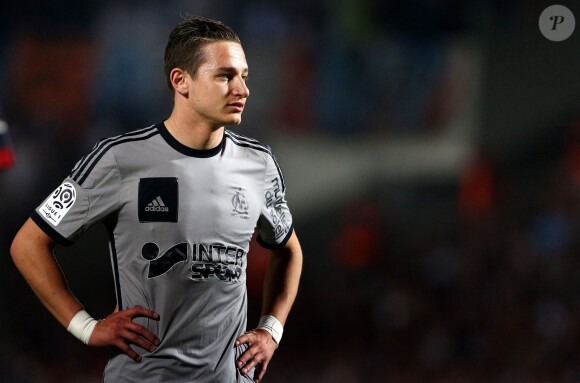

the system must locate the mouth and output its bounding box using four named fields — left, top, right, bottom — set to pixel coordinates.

left=227, top=102, right=245, bottom=112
